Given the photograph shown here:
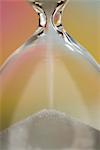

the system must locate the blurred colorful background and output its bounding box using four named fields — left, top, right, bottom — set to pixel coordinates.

left=62, top=0, right=100, bottom=63
left=0, top=0, right=38, bottom=65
